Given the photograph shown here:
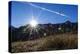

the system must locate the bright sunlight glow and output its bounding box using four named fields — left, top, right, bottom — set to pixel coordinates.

left=29, top=19, right=38, bottom=28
